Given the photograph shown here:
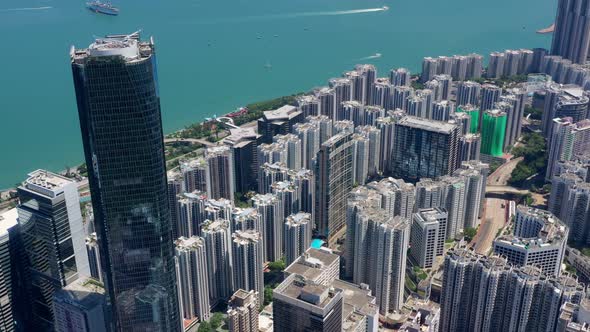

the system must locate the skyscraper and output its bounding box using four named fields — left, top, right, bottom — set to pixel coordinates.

left=0, top=209, right=19, bottom=332
left=252, top=193, right=282, bottom=262
left=410, top=208, right=448, bottom=268
left=480, top=84, right=502, bottom=112
left=552, top=0, right=590, bottom=64
left=283, top=212, right=313, bottom=266
left=232, top=230, right=264, bottom=305
left=71, top=33, right=180, bottom=331
left=390, top=68, right=411, bottom=86
left=223, top=127, right=261, bottom=193
left=52, top=278, right=107, bottom=332
left=202, top=219, right=233, bottom=305
left=257, top=105, right=304, bottom=143
left=205, top=145, right=236, bottom=202
left=480, top=109, right=507, bottom=157
left=17, top=170, right=90, bottom=330
left=440, top=248, right=585, bottom=332
left=493, top=206, right=568, bottom=276
left=180, top=158, right=207, bottom=193
left=392, top=116, right=461, bottom=181
left=174, top=237, right=210, bottom=324
left=316, top=132, right=354, bottom=244
left=350, top=209, right=410, bottom=314
left=273, top=274, right=343, bottom=332
left=456, top=105, right=480, bottom=133
left=227, top=289, right=259, bottom=332
left=546, top=118, right=590, bottom=180
left=456, top=81, right=481, bottom=107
